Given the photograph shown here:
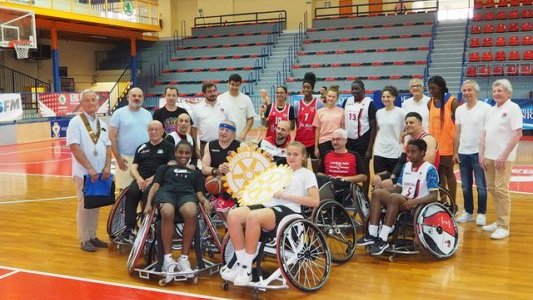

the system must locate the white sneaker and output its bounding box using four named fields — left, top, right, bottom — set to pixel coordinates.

left=476, top=214, right=486, bottom=226
left=490, top=227, right=510, bottom=239
left=482, top=222, right=498, bottom=232
left=220, top=263, right=241, bottom=282
left=456, top=212, right=474, bottom=223
left=233, top=266, right=253, bottom=286
left=177, top=256, right=193, bottom=273
left=162, top=257, right=177, bottom=273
